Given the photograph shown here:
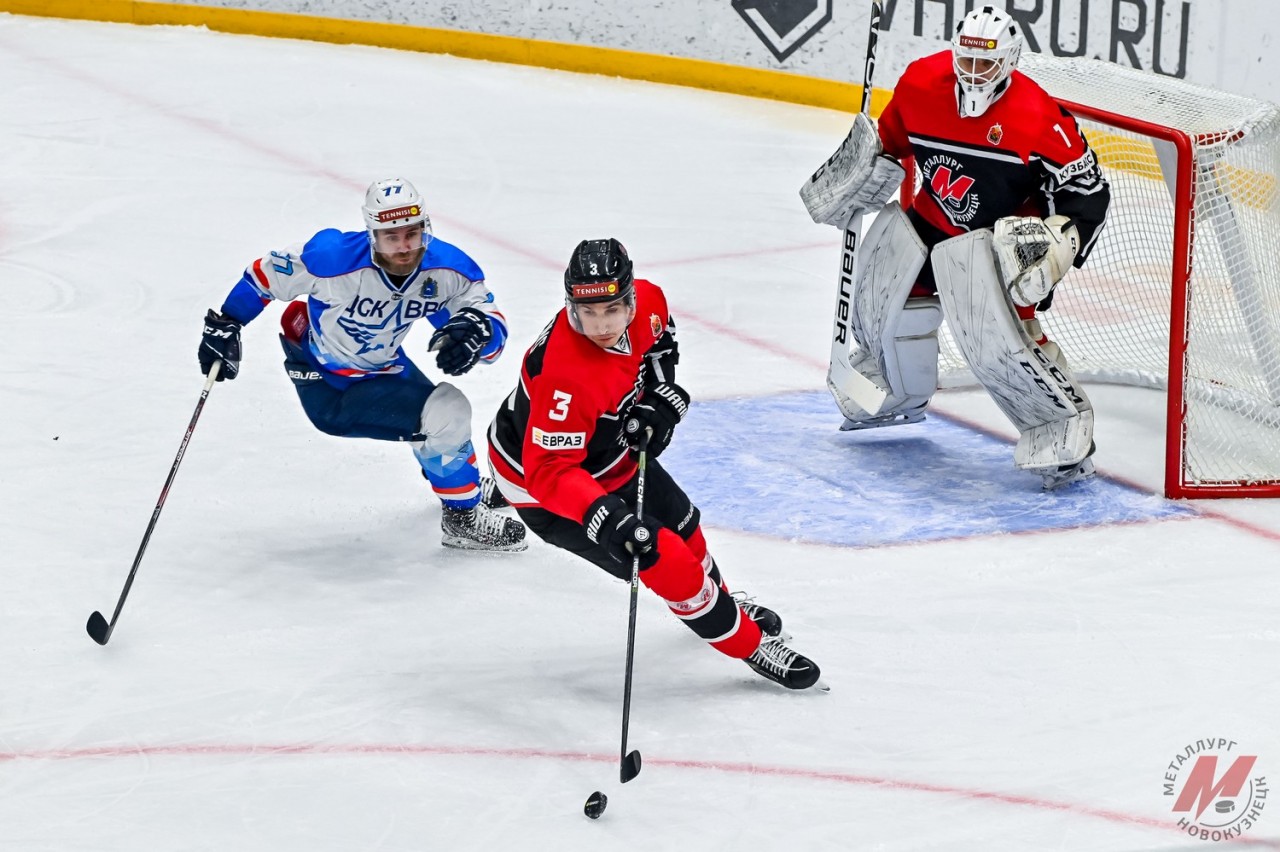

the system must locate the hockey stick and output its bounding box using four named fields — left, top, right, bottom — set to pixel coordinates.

left=617, top=426, right=650, bottom=783
left=86, top=361, right=222, bottom=645
left=827, top=1, right=890, bottom=415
